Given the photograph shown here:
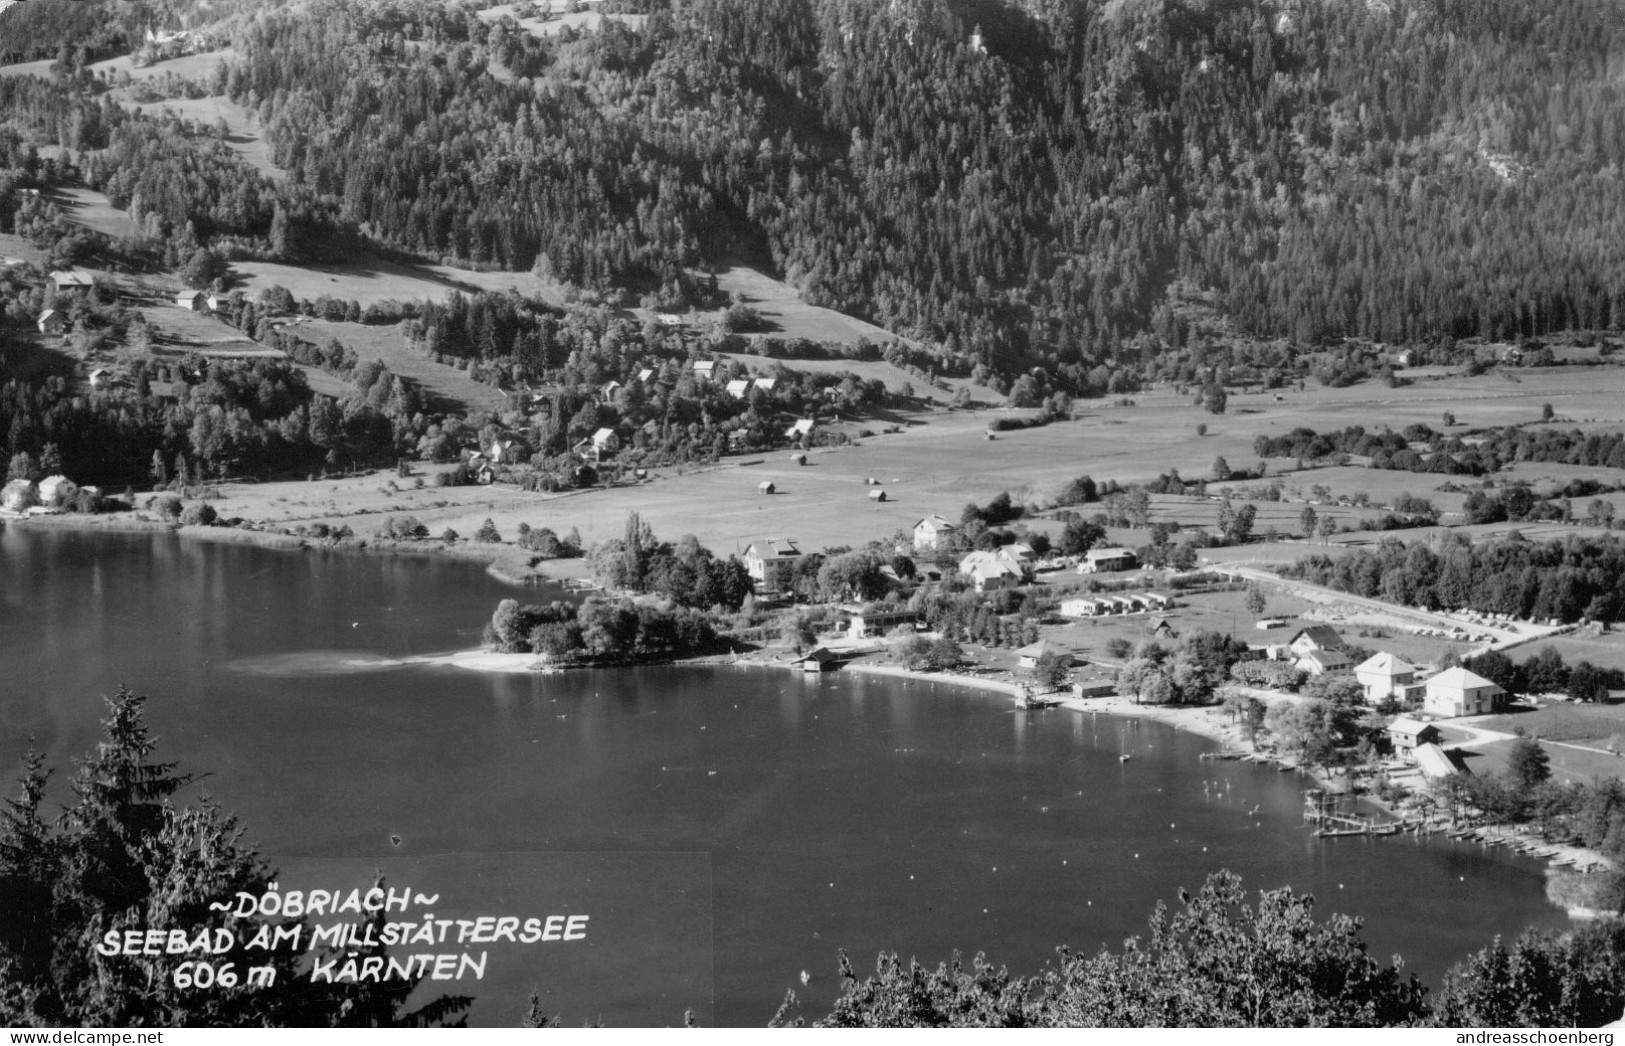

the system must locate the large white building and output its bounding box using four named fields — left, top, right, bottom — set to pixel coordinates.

left=1354, top=651, right=1417, bottom=704
left=1423, top=667, right=1505, bottom=718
